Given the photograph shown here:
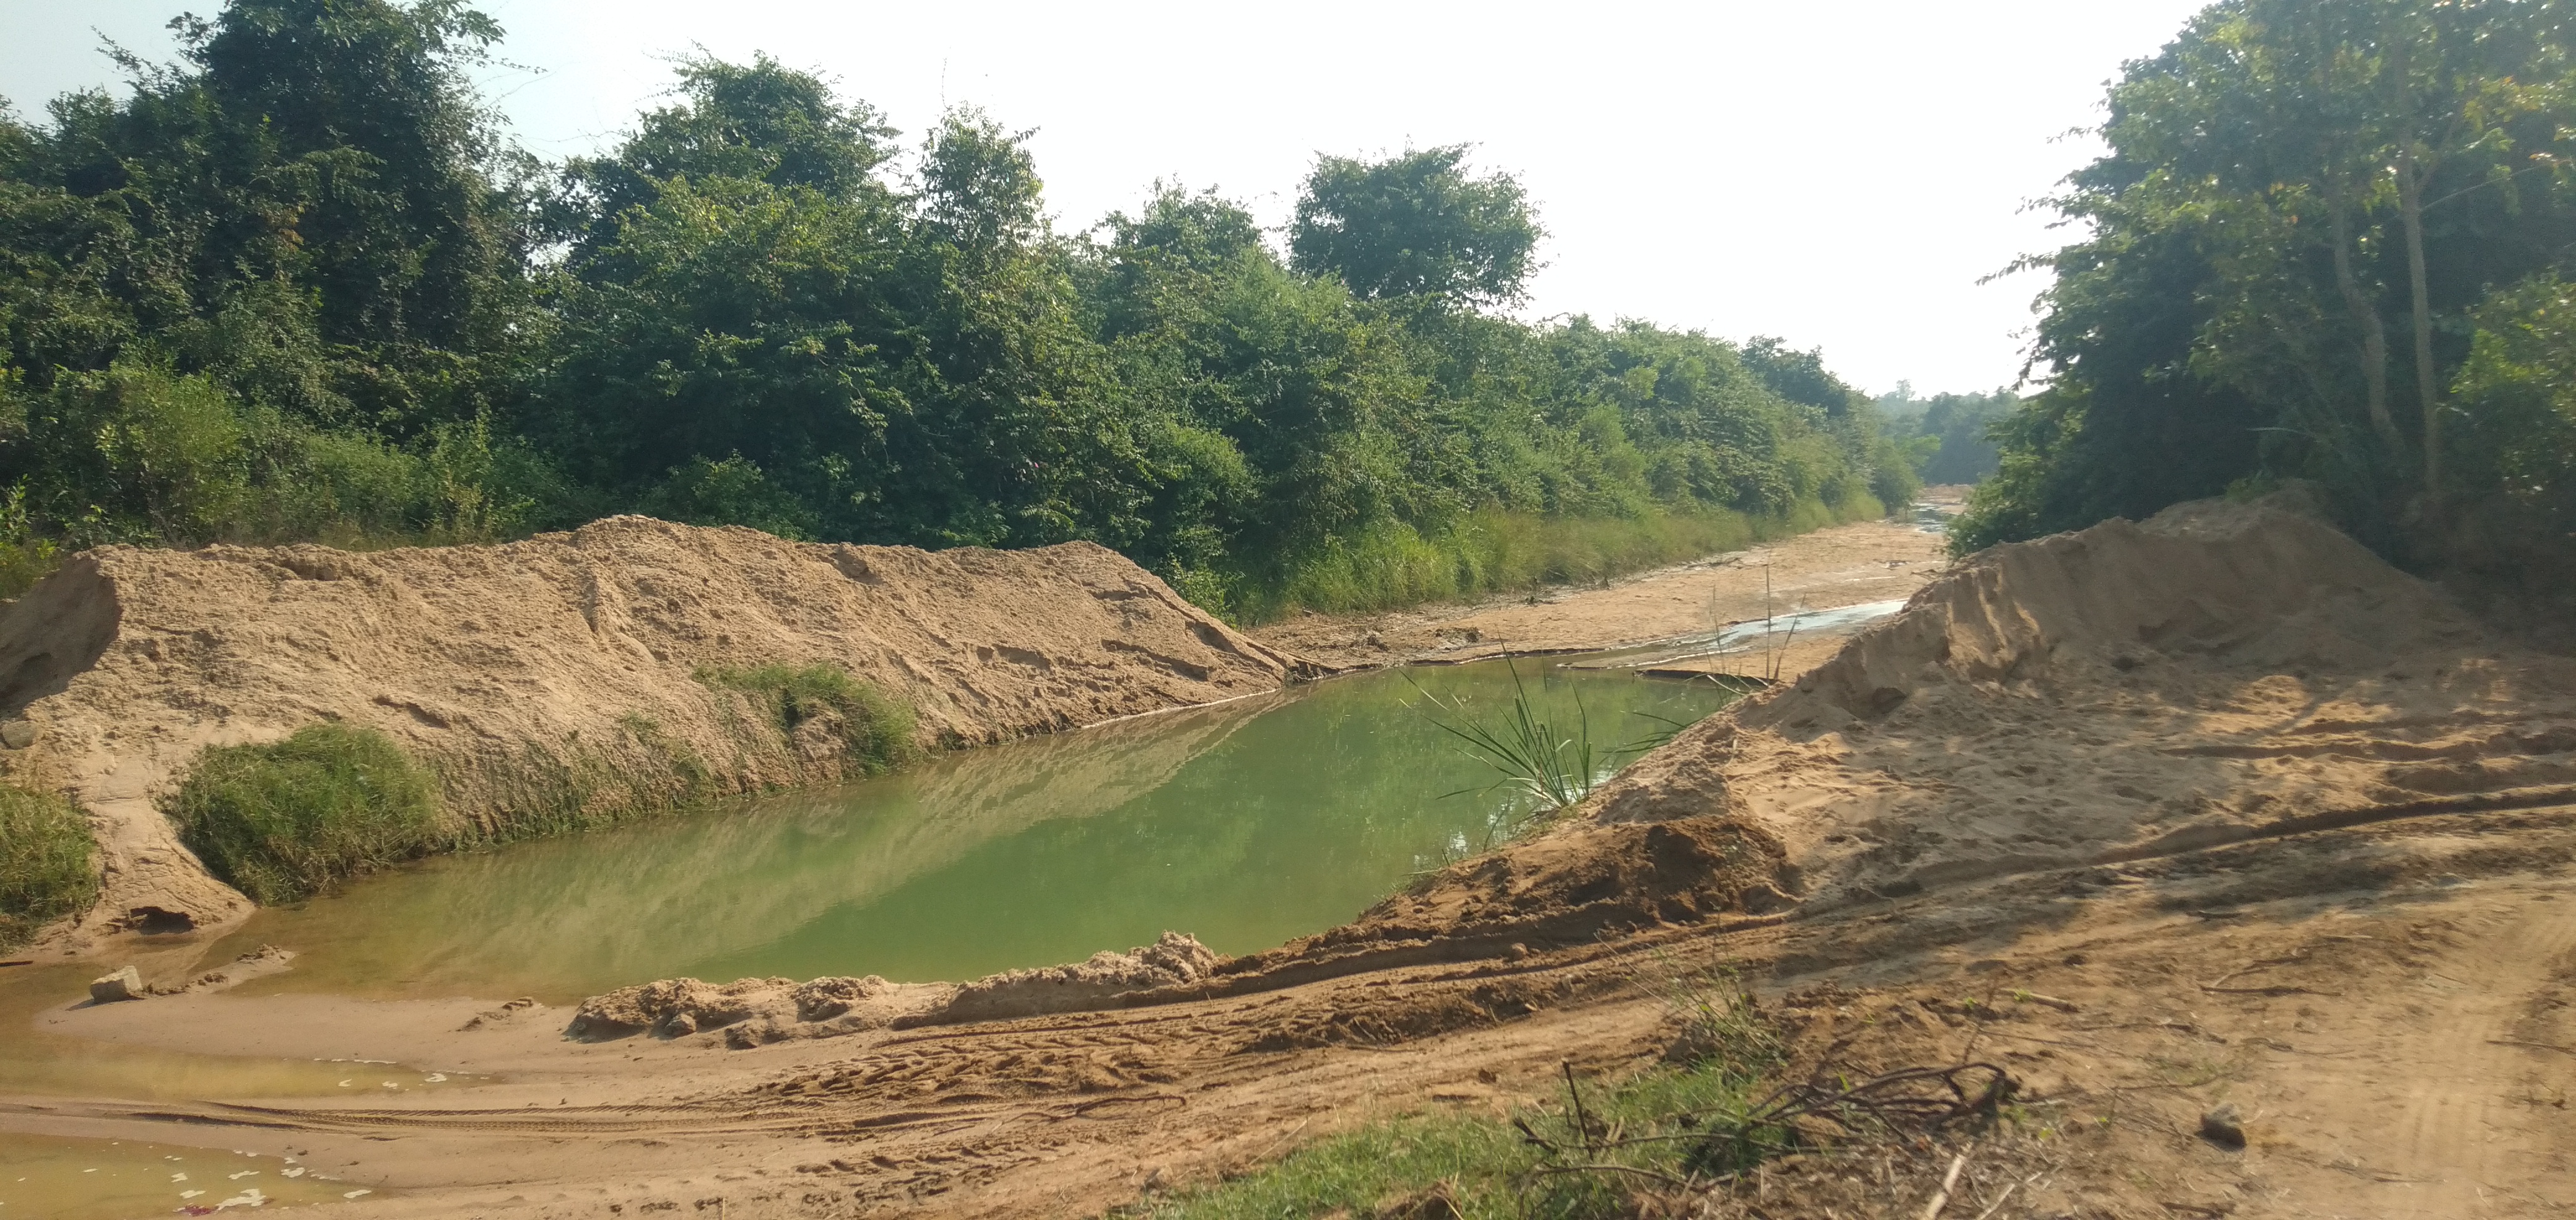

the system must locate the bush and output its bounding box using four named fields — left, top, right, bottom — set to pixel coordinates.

left=0, top=785, right=97, bottom=951
left=163, top=723, right=445, bottom=904
left=0, top=484, right=60, bottom=603
left=699, top=663, right=920, bottom=775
